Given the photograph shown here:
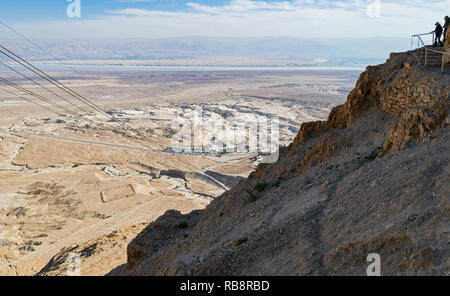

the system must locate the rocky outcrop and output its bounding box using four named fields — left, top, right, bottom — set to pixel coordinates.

left=112, top=49, right=449, bottom=276
left=38, top=224, right=147, bottom=276
left=125, top=210, right=203, bottom=271
left=381, top=107, right=448, bottom=155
